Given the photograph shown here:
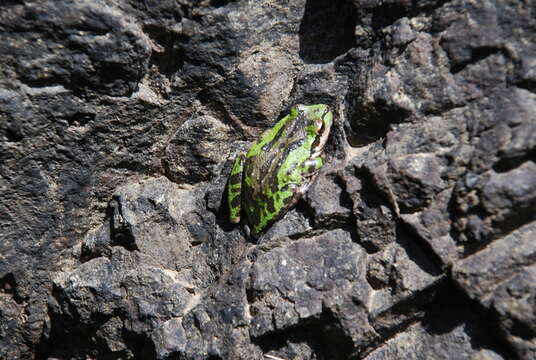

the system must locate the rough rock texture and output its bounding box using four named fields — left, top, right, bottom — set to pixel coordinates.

left=1, top=0, right=534, bottom=359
